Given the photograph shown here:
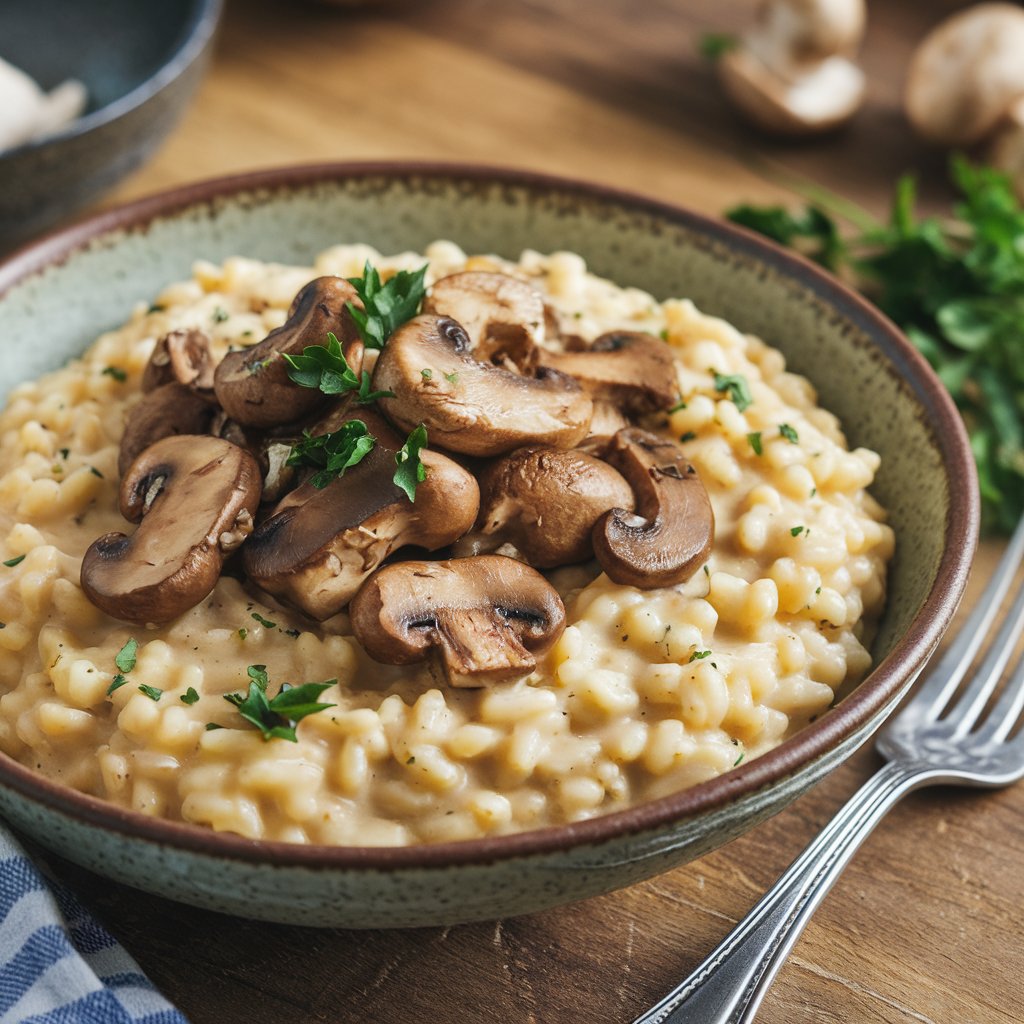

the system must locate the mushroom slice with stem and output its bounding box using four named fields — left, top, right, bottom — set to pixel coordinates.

left=373, top=315, right=592, bottom=456
left=141, top=328, right=216, bottom=400
left=349, top=555, right=566, bottom=688
left=453, top=445, right=635, bottom=567
left=242, top=413, right=479, bottom=620
left=538, top=330, right=679, bottom=415
left=81, top=436, right=262, bottom=624
left=118, top=383, right=218, bottom=476
left=214, top=276, right=362, bottom=429
left=593, top=428, right=715, bottom=588
left=718, top=0, right=866, bottom=136
left=422, top=271, right=544, bottom=367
